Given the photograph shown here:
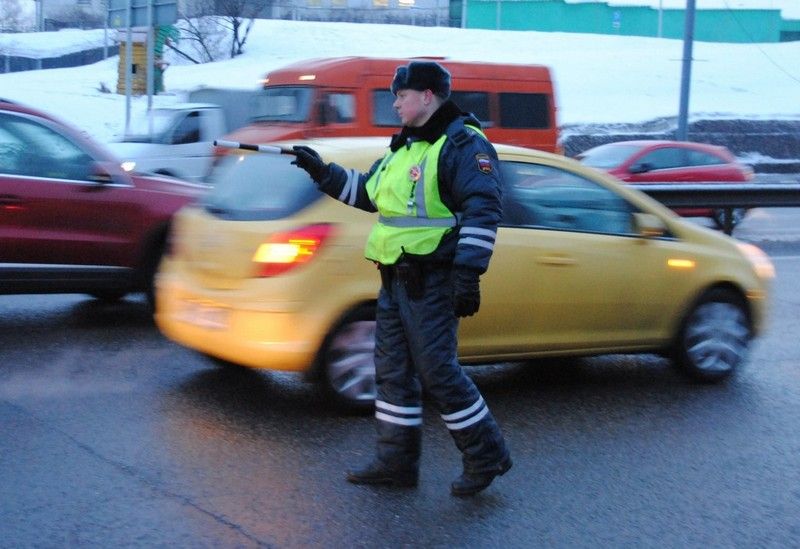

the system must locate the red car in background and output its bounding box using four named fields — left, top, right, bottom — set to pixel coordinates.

left=576, top=140, right=754, bottom=230
left=0, top=100, right=207, bottom=307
